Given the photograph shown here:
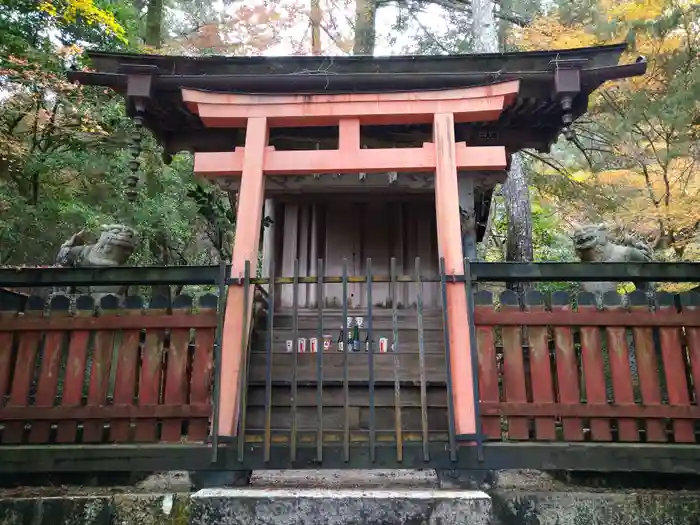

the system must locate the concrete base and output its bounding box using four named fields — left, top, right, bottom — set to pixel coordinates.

left=191, top=488, right=491, bottom=525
